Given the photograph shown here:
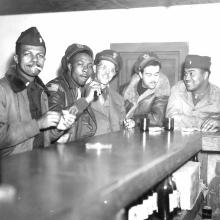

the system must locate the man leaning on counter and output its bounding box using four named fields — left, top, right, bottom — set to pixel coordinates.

left=166, top=54, right=220, bottom=132
left=0, top=27, right=77, bottom=157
